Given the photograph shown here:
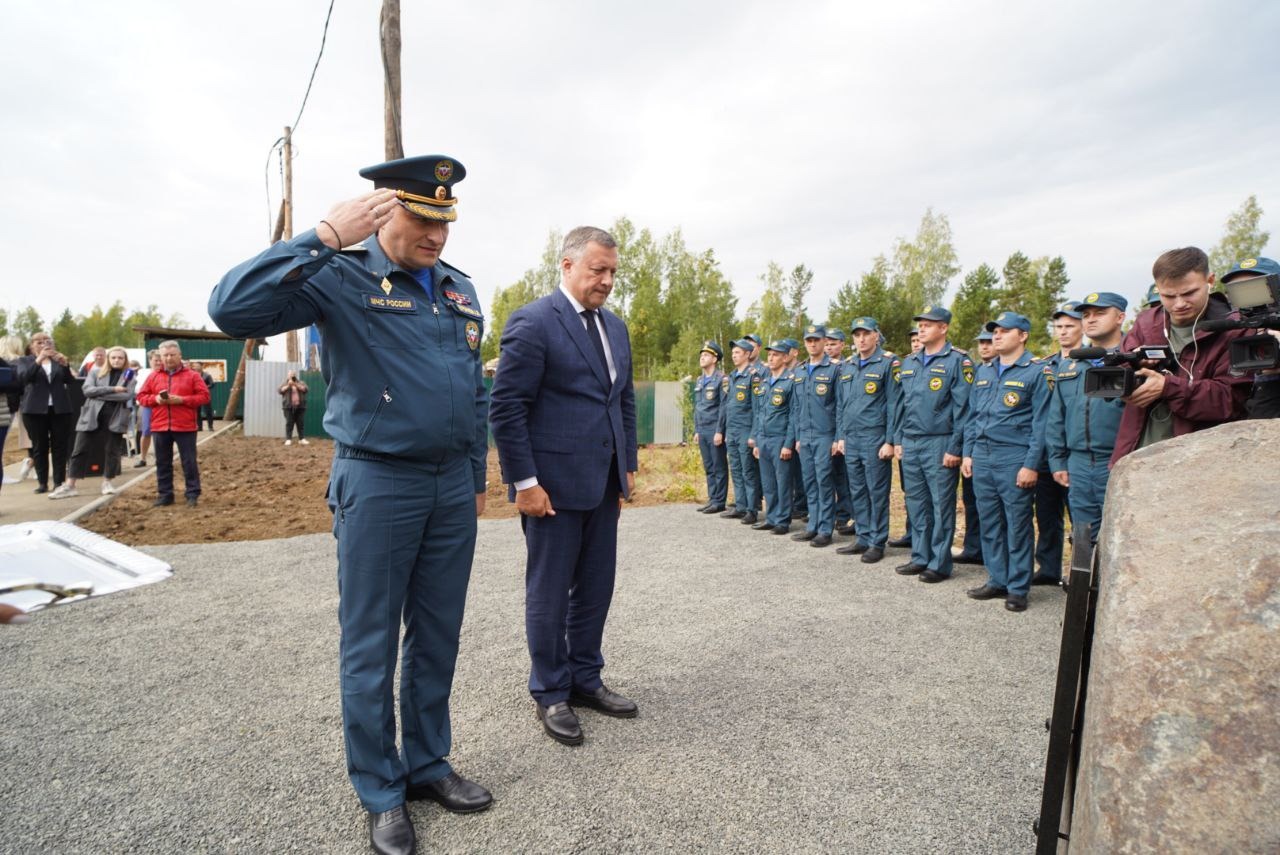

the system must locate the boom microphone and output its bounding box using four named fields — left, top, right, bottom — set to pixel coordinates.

left=1196, top=318, right=1239, bottom=333
left=1068, top=347, right=1107, bottom=360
